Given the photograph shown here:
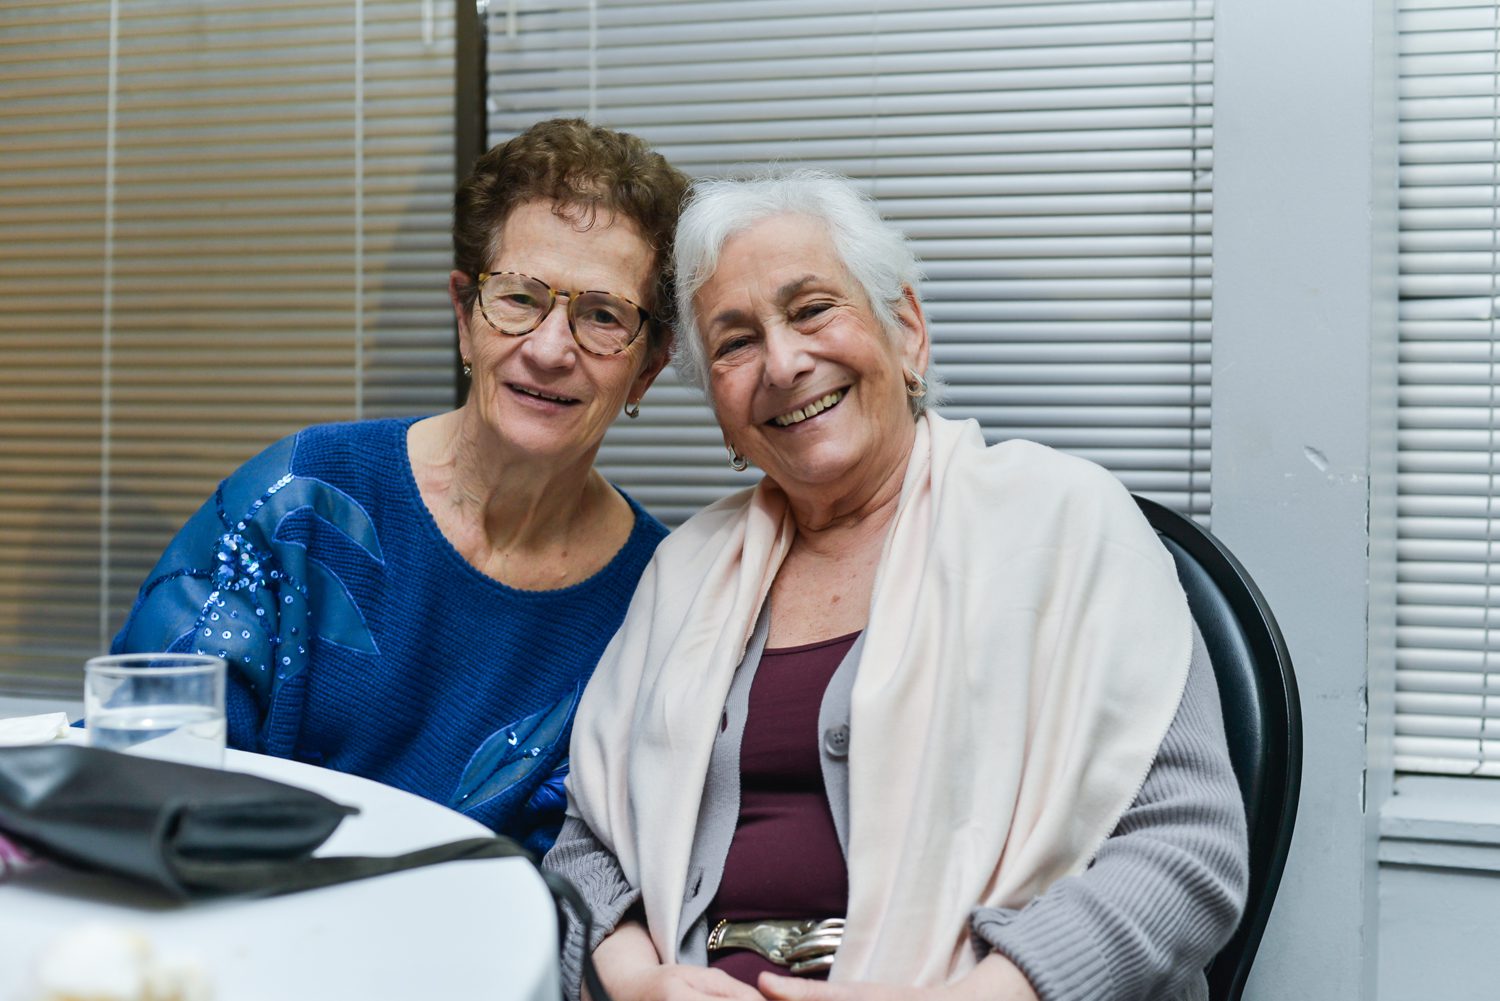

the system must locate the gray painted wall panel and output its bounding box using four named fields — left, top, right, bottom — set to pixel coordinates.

left=1212, top=0, right=1398, bottom=996
left=1380, top=865, right=1500, bottom=1001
